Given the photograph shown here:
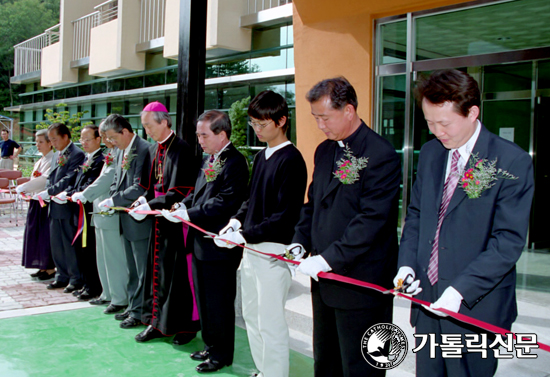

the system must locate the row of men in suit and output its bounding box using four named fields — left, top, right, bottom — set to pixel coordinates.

left=35, top=70, right=533, bottom=377
left=205, top=73, right=533, bottom=377
left=288, top=73, right=533, bottom=377
left=34, top=123, right=105, bottom=301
